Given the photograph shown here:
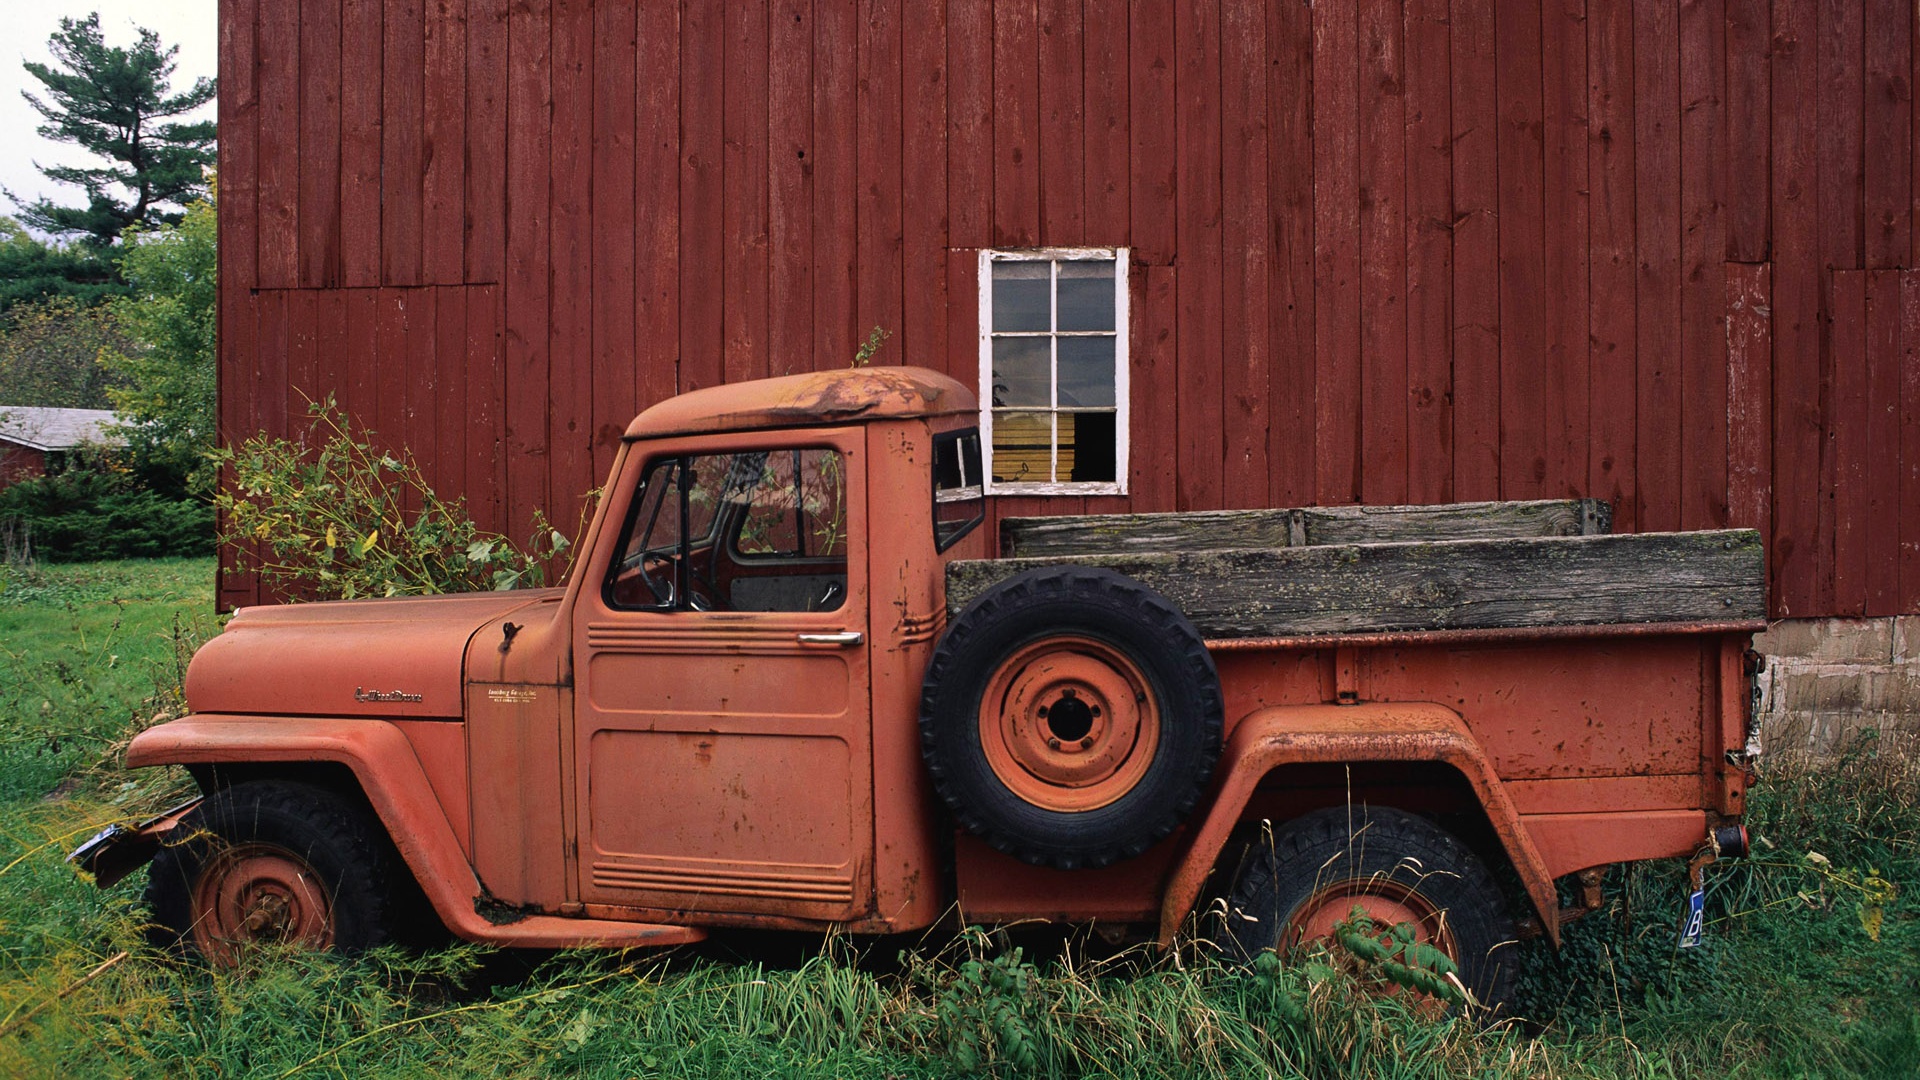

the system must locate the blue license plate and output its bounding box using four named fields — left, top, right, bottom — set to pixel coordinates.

left=1677, top=888, right=1706, bottom=948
